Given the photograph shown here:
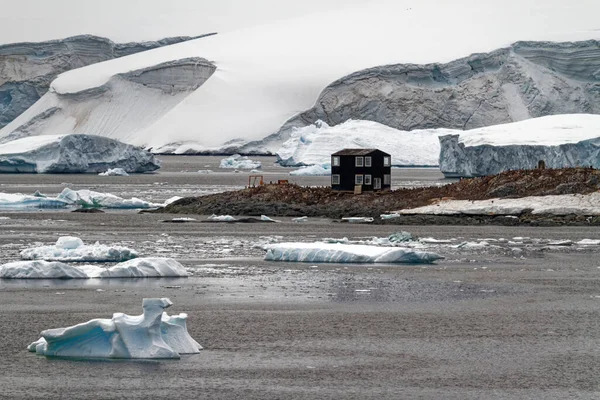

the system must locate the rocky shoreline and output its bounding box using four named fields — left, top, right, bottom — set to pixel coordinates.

left=156, top=167, right=600, bottom=225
